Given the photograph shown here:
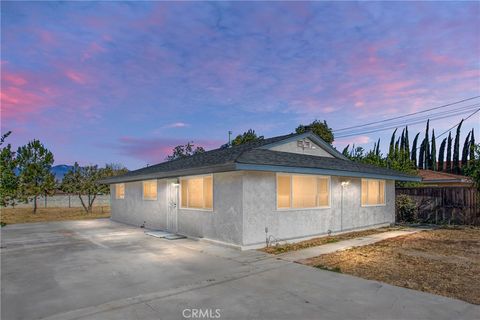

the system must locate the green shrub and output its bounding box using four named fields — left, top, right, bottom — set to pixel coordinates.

left=396, top=194, right=417, bottom=222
